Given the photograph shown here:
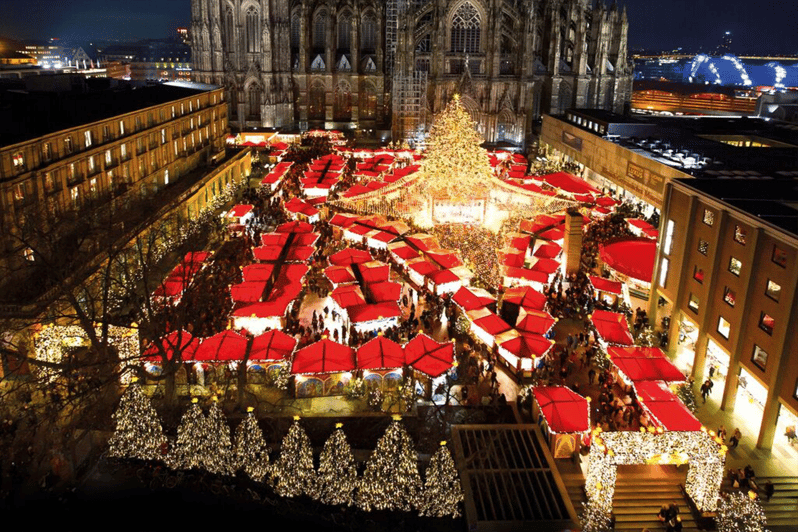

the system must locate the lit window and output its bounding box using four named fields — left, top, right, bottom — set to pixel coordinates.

left=663, top=220, right=675, bottom=255
left=12, top=152, right=25, bottom=169
left=717, top=316, right=730, bottom=339
left=121, top=143, right=127, bottom=159
left=164, top=170, right=169, bottom=185
left=105, top=149, right=112, bottom=165
left=84, top=130, right=93, bottom=147
left=752, top=345, right=768, bottom=370
left=702, top=209, right=714, bottom=226
left=688, top=293, right=699, bottom=313
left=71, top=187, right=80, bottom=206
left=659, top=257, right=669, bottom=287
left=733, top=225, right=747, bottom=245
left=24, top=247, right=35, bottom=262
left=723, top=287, right=735, bottom=306
left=161, top=128, right=166, bottom=144
left=759, top=313, right=774, bottom=335
left=42, top=142, right=52, bottom=160
left=89, top=156, right=96, bottom=172
left=65, top=137, right=73, bottom=153
left=765, top=279, right=781, bottom=302
left=13, top=183, right=25, bottom=201
left=772, top=245, right=787, bottom=268
left=119, top=120, right=125, bottom=135
left=729, top=257, right=742, bottom=276
left=189, top=101, right=193, bottom=112
left=693, top=266, right=704, bottom=283
left=698, top=239, right=709, bottom=255
left=180, top=103, right=184, bottom=115
left=174, top=141, right=179, bottom=156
